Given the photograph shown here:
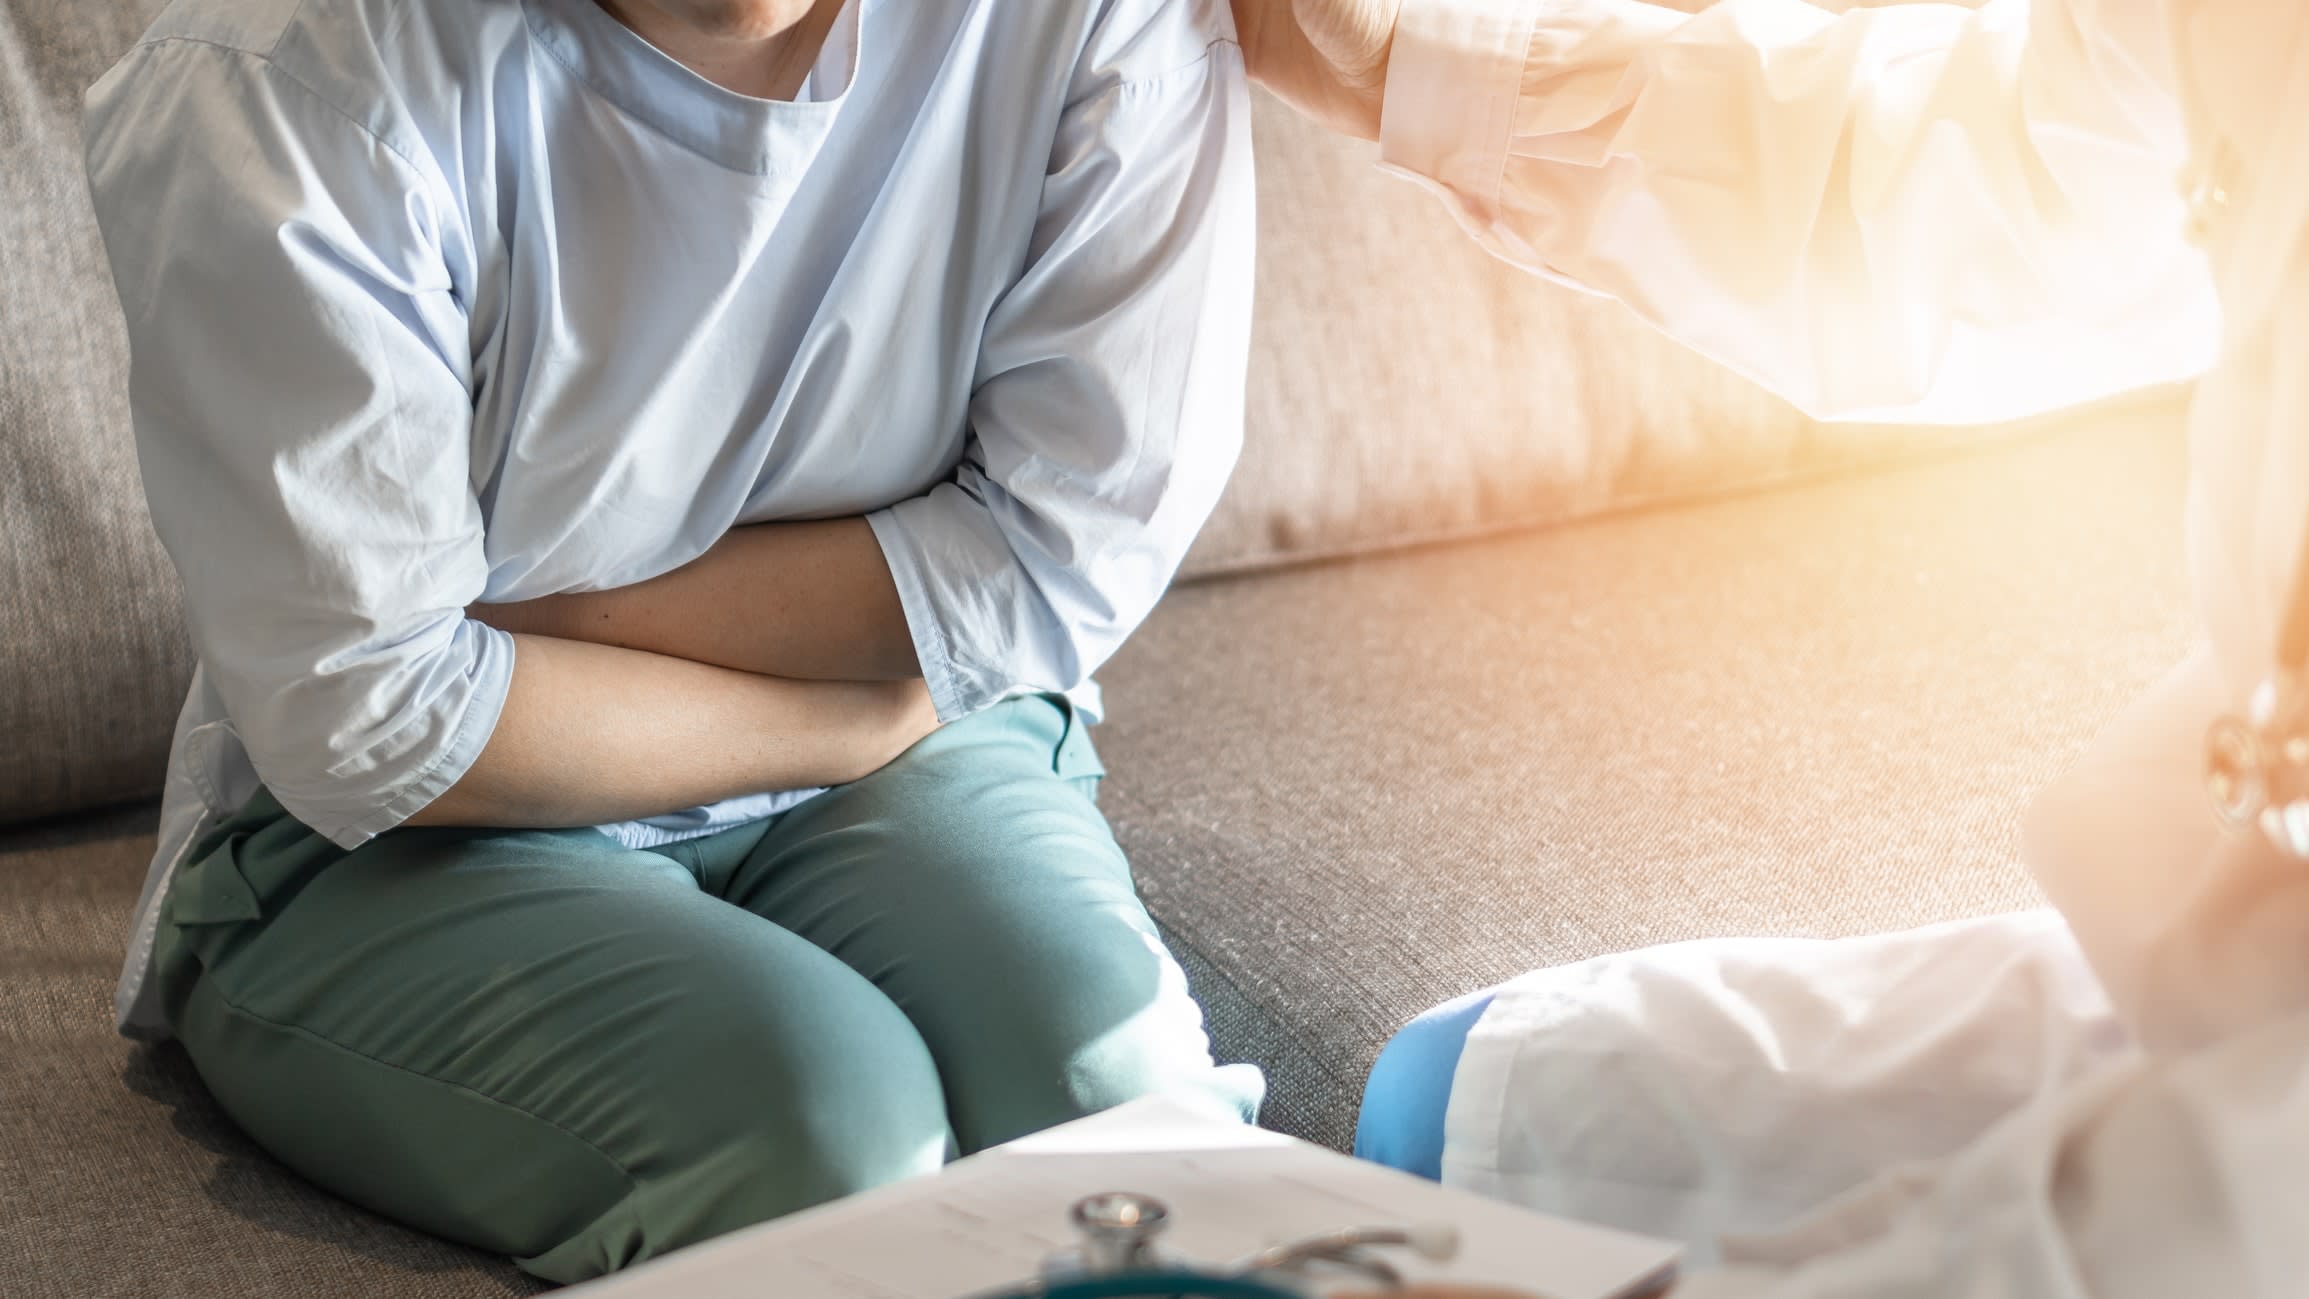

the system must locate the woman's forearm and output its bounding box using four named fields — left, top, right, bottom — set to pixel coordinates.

left=406, top=632, right=936, bottom=831
left=473, top=517, right=922, bottom=682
